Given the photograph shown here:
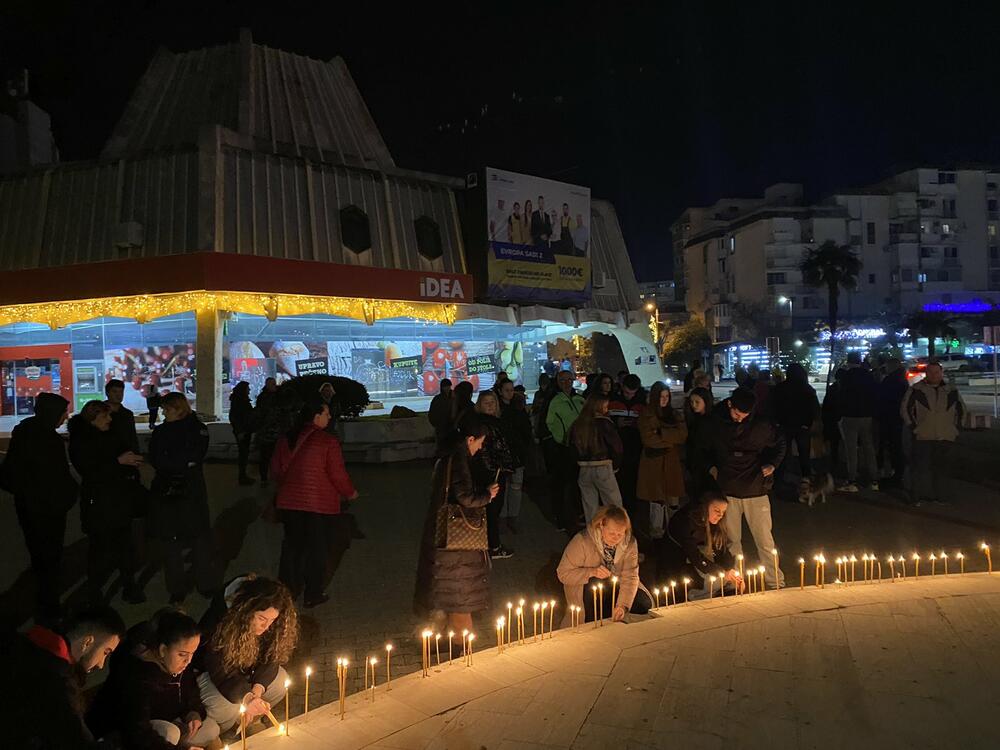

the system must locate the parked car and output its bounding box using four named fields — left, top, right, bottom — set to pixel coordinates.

left=916, top=354, right=984, bottom=372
